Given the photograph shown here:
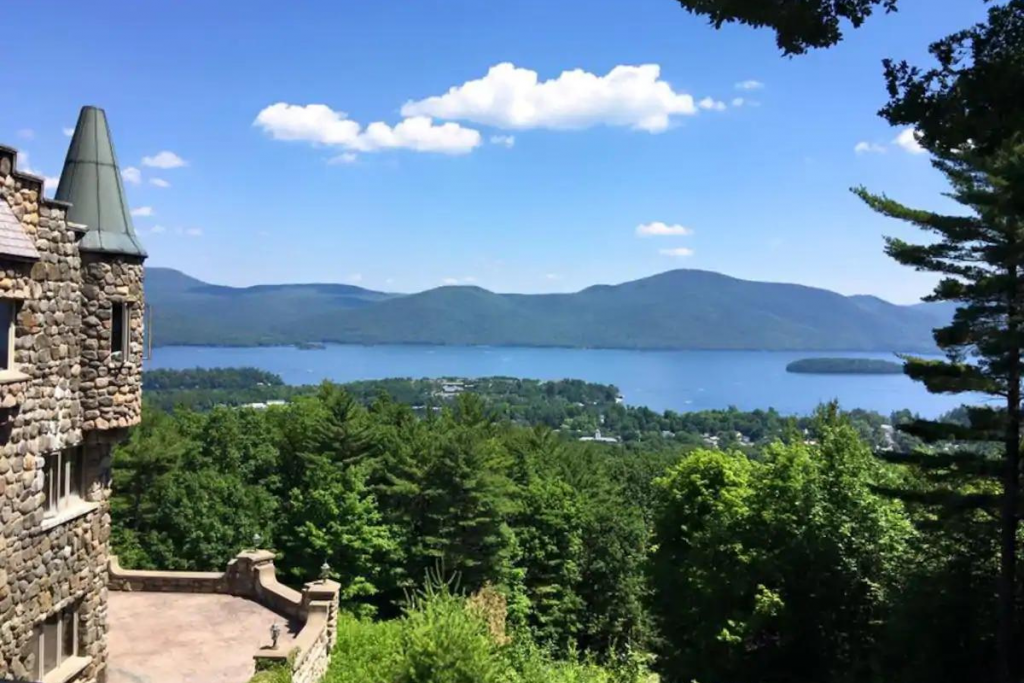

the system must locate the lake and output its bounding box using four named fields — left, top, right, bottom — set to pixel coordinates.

left=147, top=345, right=979, bottom=418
